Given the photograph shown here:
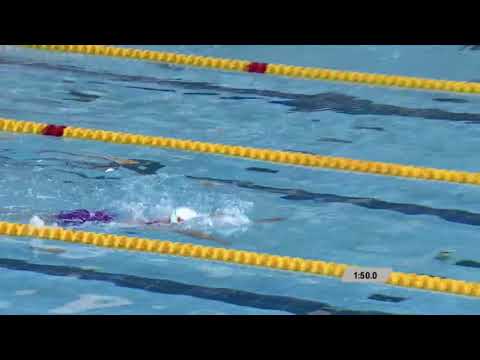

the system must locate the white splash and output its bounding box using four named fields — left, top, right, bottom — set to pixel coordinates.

left=49, top=294, right=132, bottom=314
left=29, top=215, right=45, bottom=227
